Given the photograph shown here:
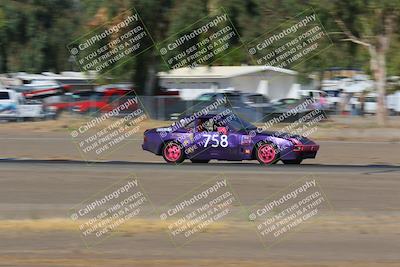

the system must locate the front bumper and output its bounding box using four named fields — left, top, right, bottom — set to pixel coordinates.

left=293, top=144, right=319, bottom=159
left=293, top=144, right=320, bottom=152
